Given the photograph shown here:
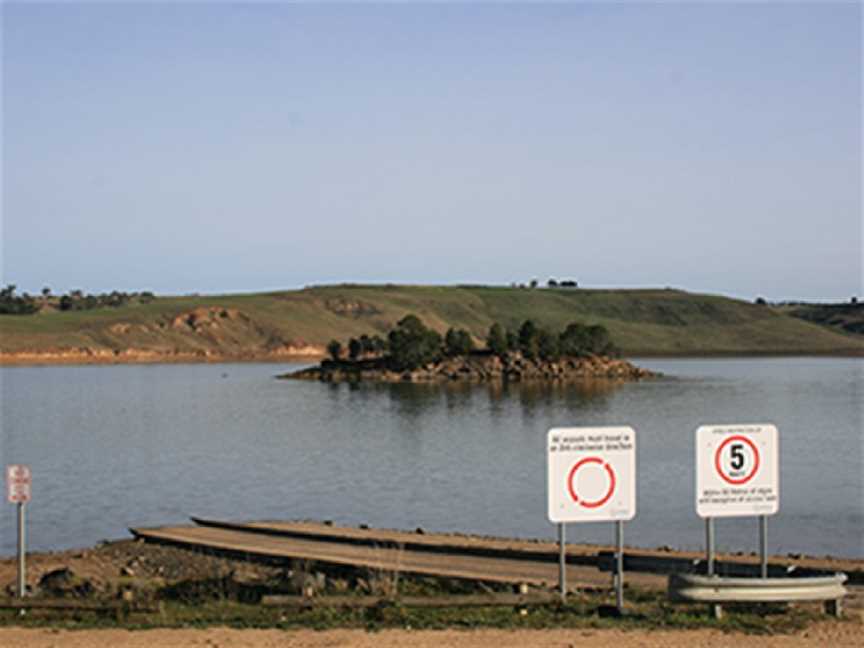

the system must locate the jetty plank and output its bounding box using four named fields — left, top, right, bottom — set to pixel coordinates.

left=191, top=518, right=864, bottom=583
left=130, top=525, right=618, bottom=588
left=191, top=517, right=596, bottom=563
